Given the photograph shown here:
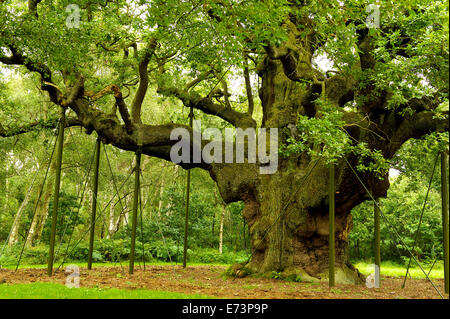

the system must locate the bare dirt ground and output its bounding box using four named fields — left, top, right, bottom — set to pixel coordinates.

left=0, top=265, right=448, bottom=299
